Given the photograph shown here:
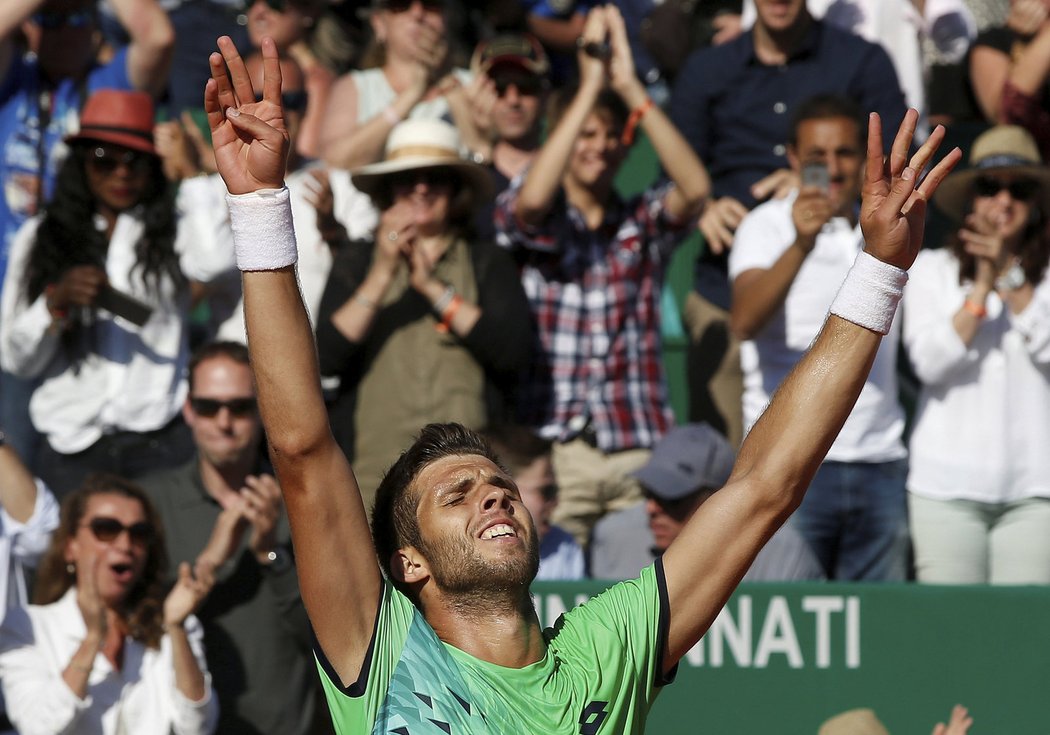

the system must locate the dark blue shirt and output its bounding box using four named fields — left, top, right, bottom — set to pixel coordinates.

left=669, top=20, right=906, bottom=304
left=670, top=20, right=906, bottom=209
